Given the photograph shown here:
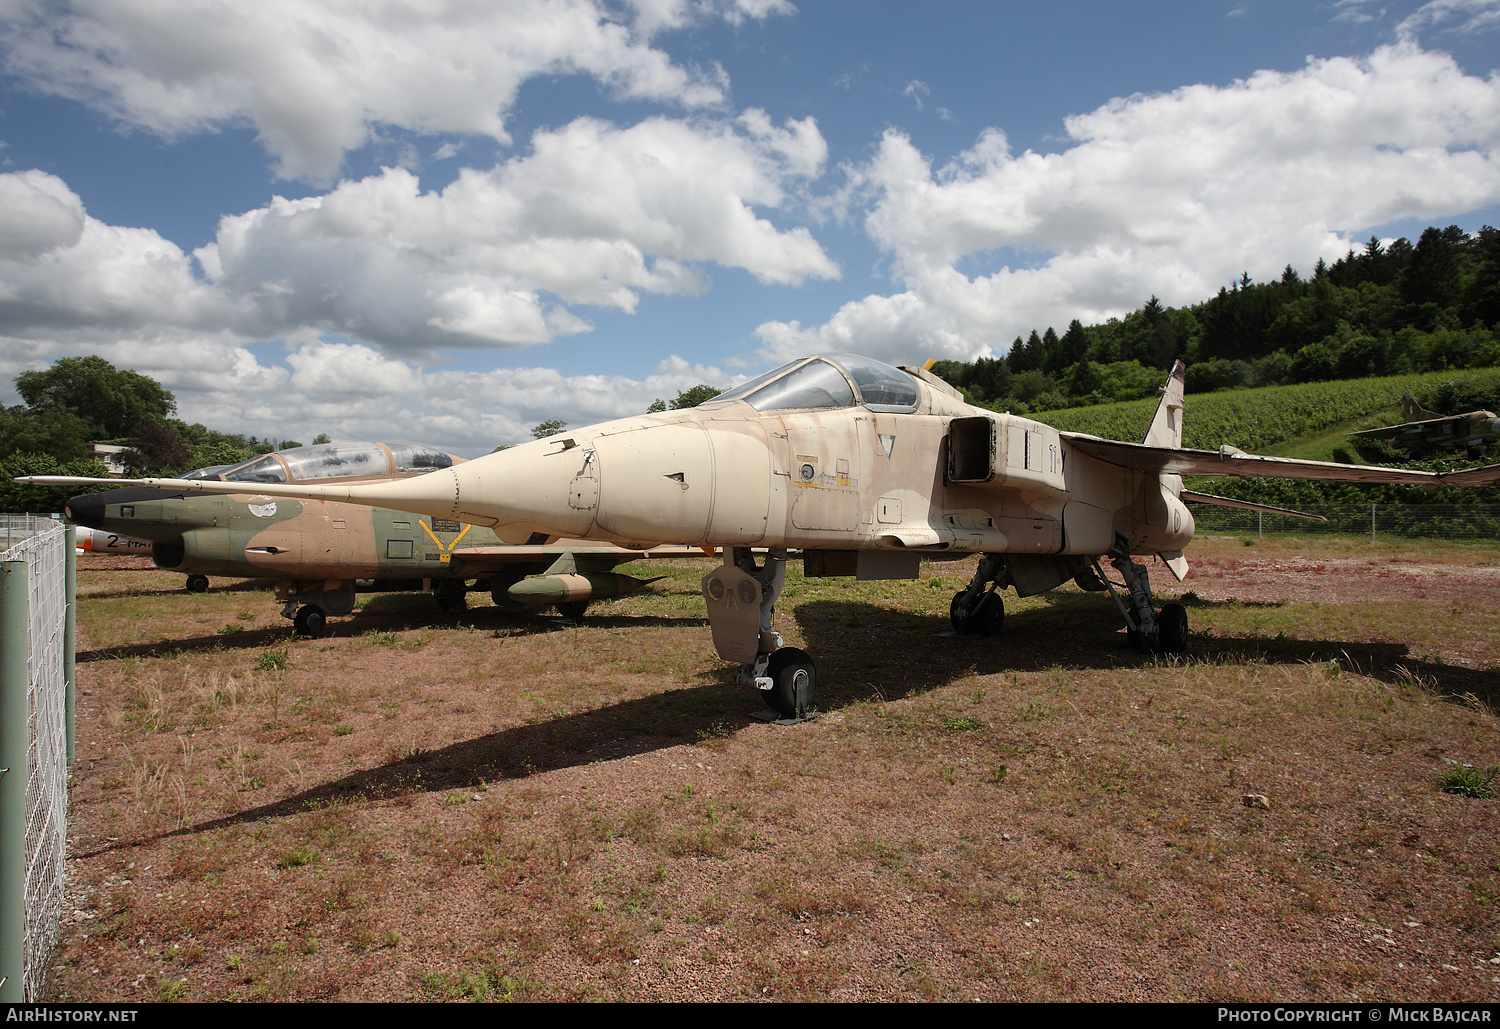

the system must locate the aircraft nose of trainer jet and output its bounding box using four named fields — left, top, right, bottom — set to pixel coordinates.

left=64, top=486, right=184, bottom=529
left=64, top=490, right=107, bottom=529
